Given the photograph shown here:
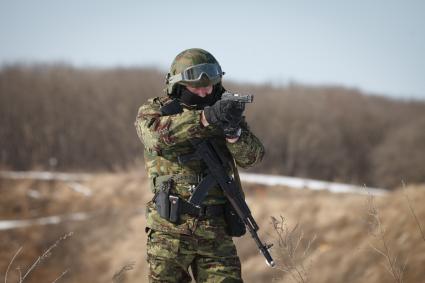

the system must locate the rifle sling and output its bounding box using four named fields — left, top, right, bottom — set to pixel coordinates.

left=188, top=174, right=217, bottom=207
